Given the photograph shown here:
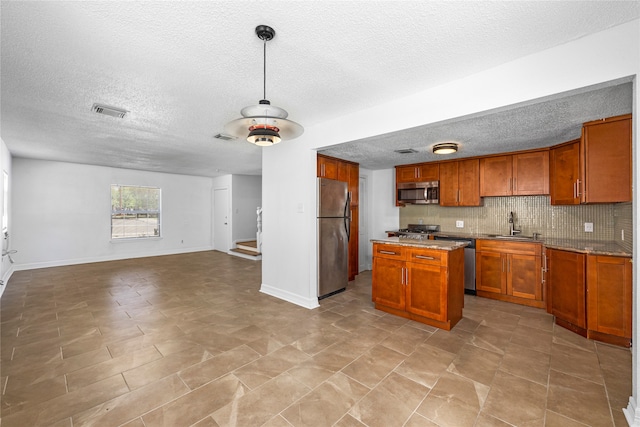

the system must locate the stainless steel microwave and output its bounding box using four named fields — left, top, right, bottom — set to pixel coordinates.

left=397, top=181, right=439, bottom=205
